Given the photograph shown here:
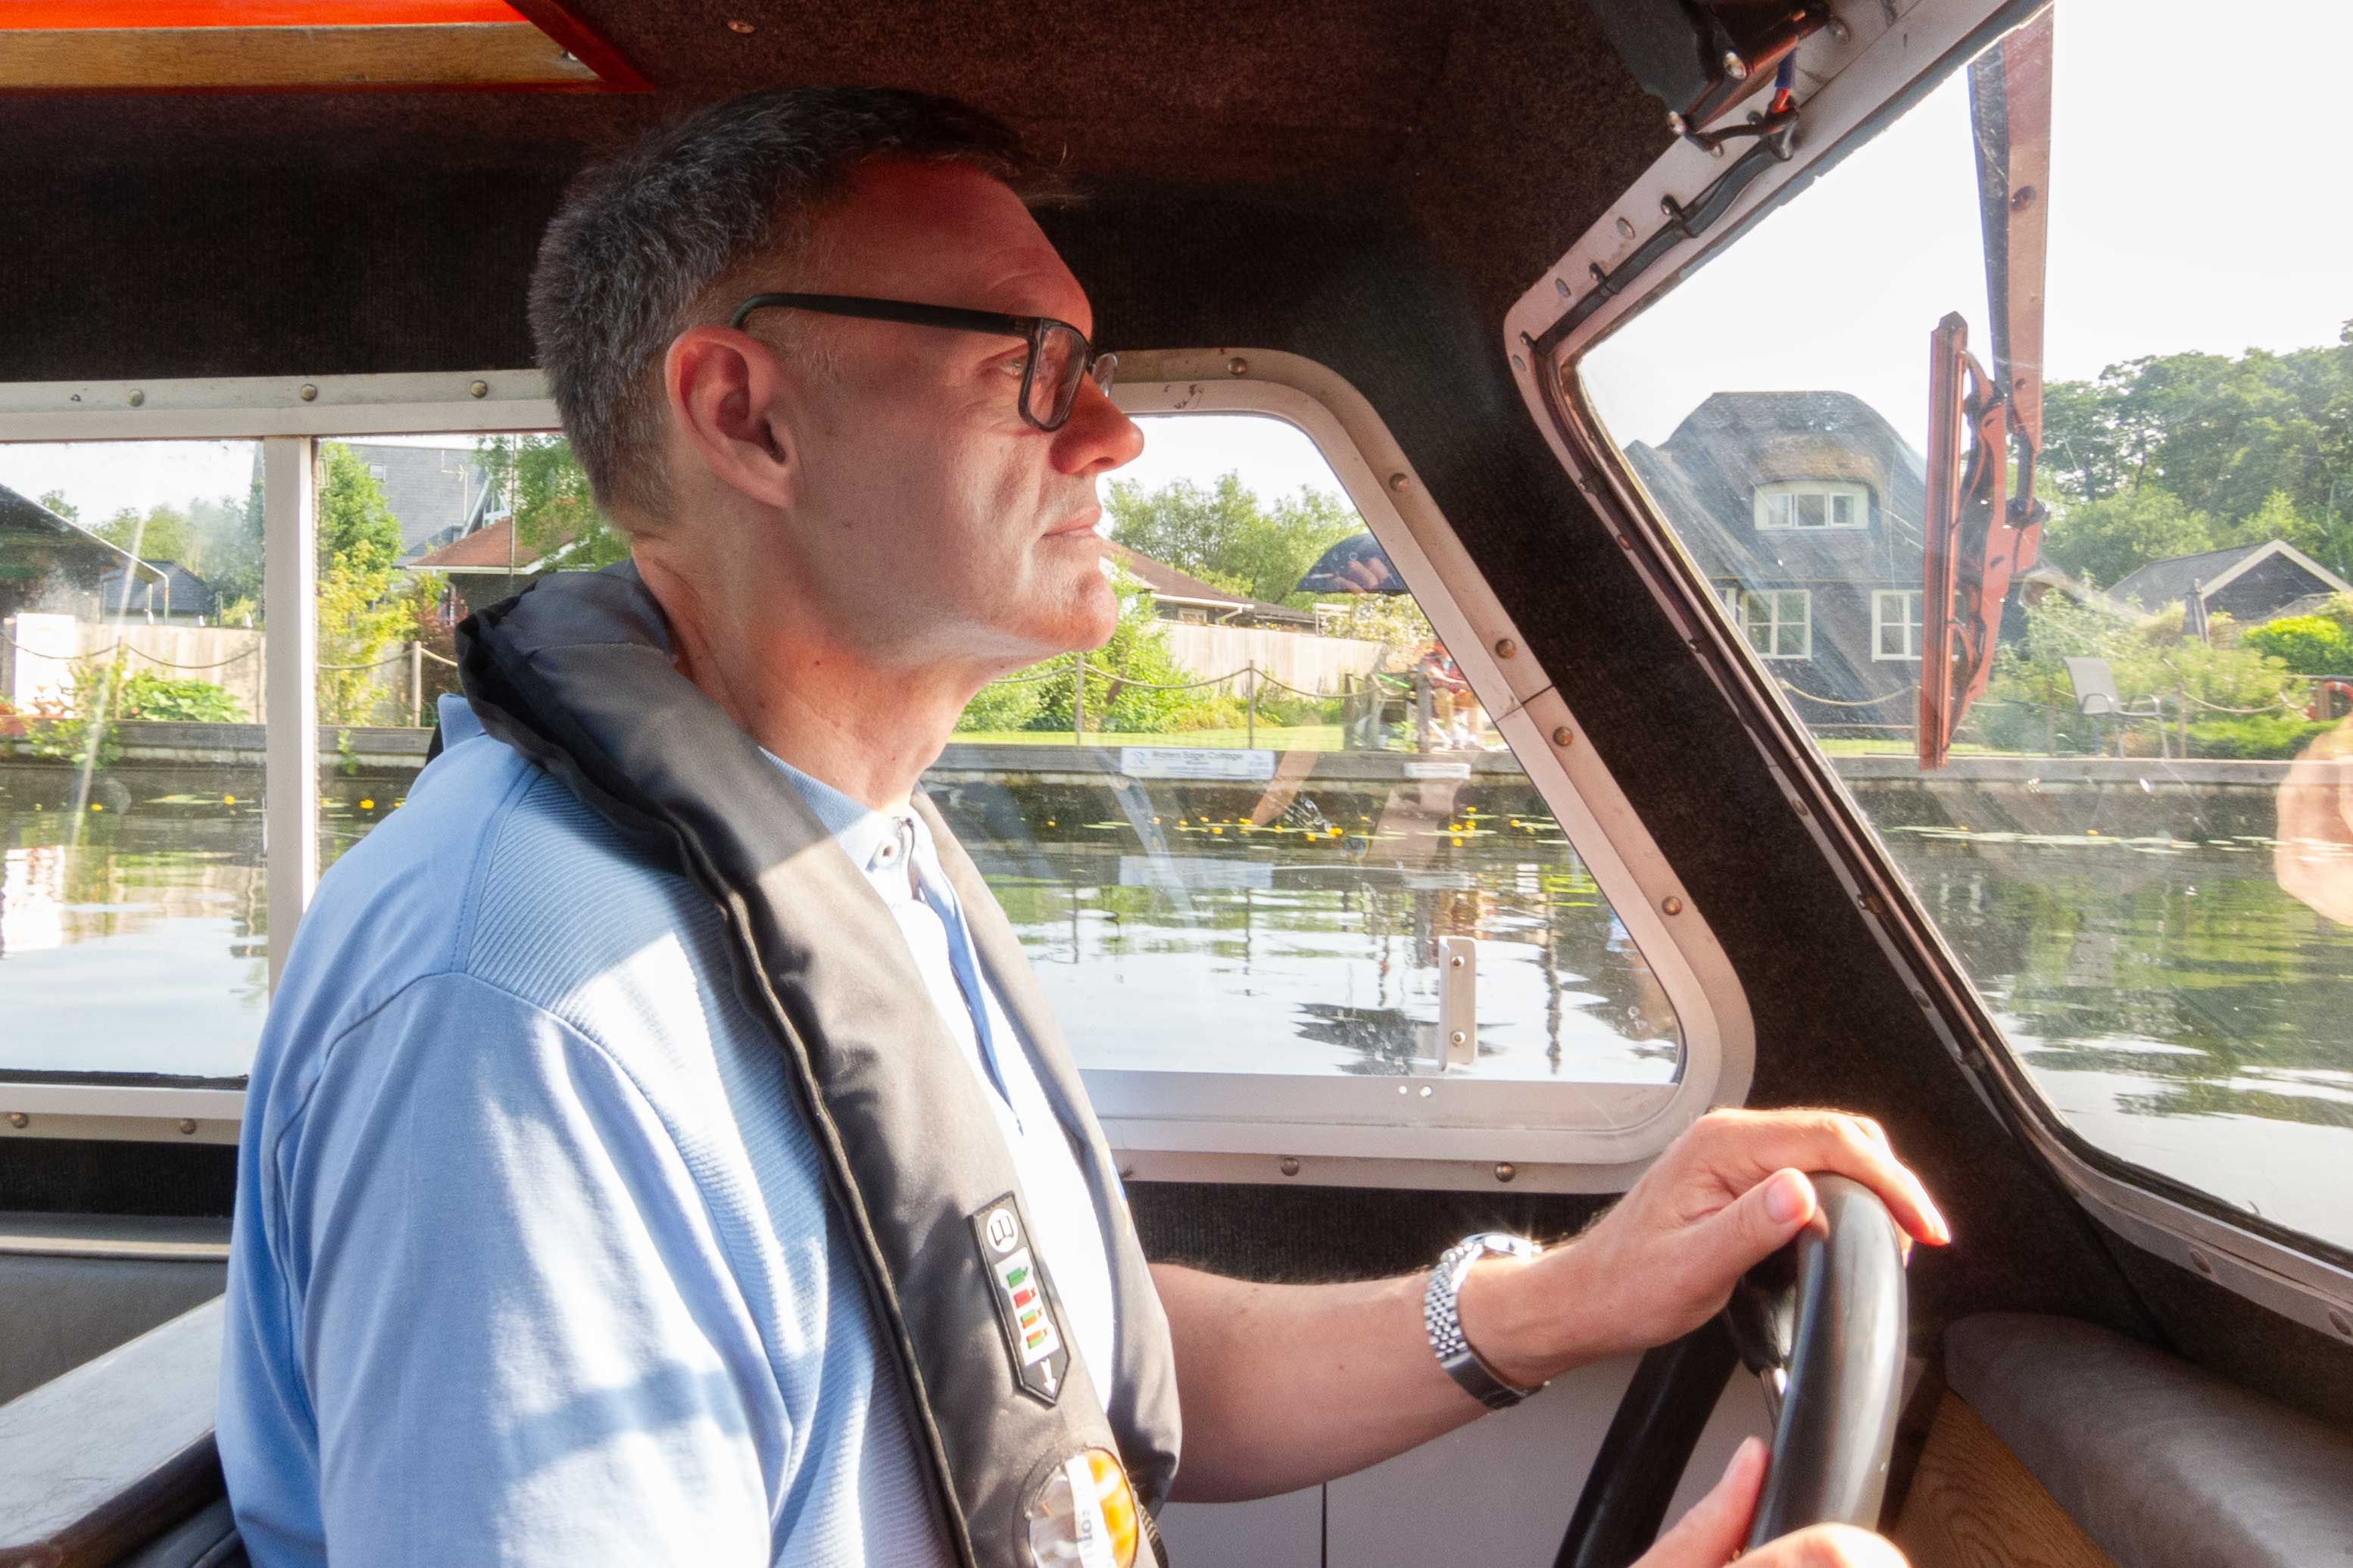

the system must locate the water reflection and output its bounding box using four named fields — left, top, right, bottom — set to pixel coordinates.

left=968, top=839, right=1680, bottom=1082
left=8, top=768, right=2348, bottom=1248
left=1883, top=830, right=2353, bottom=1243
left=1, top=780, right=266, bottom=1078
